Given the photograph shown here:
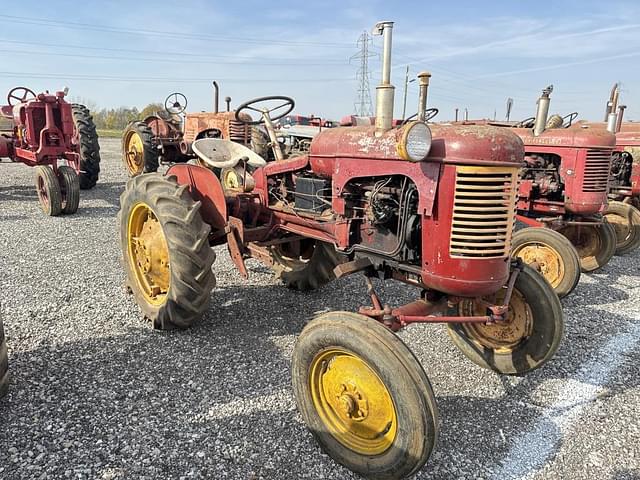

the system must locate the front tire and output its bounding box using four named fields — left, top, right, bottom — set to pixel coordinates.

left=118, top=173, right=216, bottom=329
left=0, top=314, right=8, bottom=399
left=448, top=264, right=564, bottom=375
left=34, top=165, right=62, bottom=216
left=71, top=104, right=101, bottom=190
left=122, top=121, right=159, bottom=177
left=292, top=312, right=438, bottom=479
left=511, top=227, right=581, bottom=298
left=270, top=239, right=345, bottom=291
left=556, top=222, right=616, bottom=272
left=57, top=165, right=80, bottom=214
left=603, top=201, right=640, bottom=255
